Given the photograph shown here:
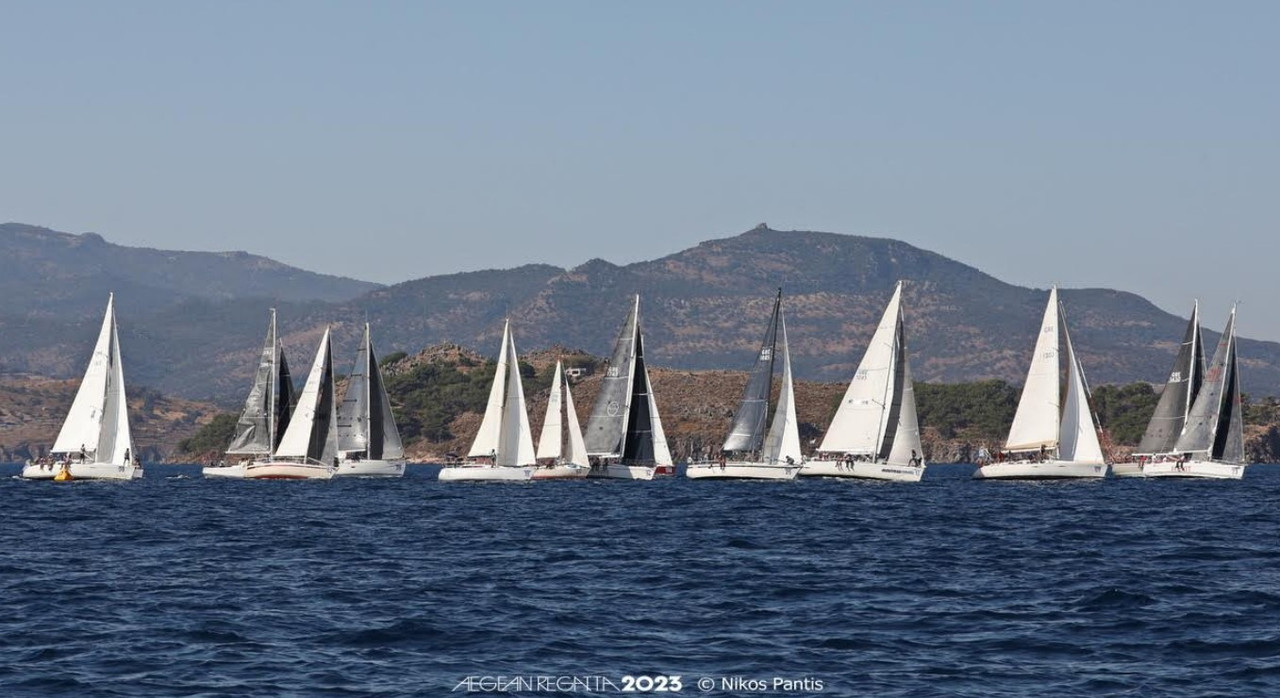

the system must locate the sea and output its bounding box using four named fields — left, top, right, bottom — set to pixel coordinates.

left=2, top=463, right=1279, bottom=697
